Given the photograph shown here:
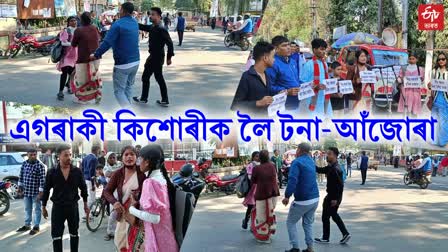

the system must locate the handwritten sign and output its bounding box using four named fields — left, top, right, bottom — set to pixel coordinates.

left=339, top=80, right=354, bottom=95
left=404, top=76, right=422, bottom=88
left=324, top=78, right=338, bottom=95
left=298, top=82, right=315, bottom=100
left=432, top=79, right=448, bottom=92
left=360, top=70, right=377, bottom=84
left=393, top=66, right=402, bottom=76
left=268, top=92, right=287, bottom=117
